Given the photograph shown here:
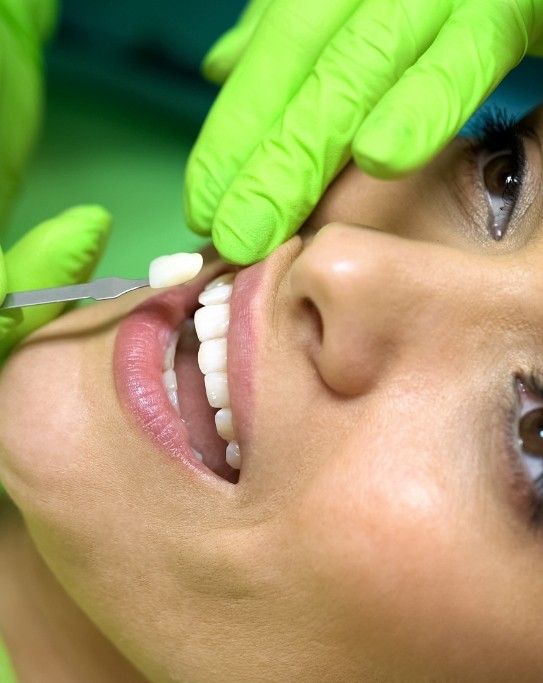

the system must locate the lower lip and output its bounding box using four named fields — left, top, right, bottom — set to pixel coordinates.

left=114, top=275, right=212, bottom=475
